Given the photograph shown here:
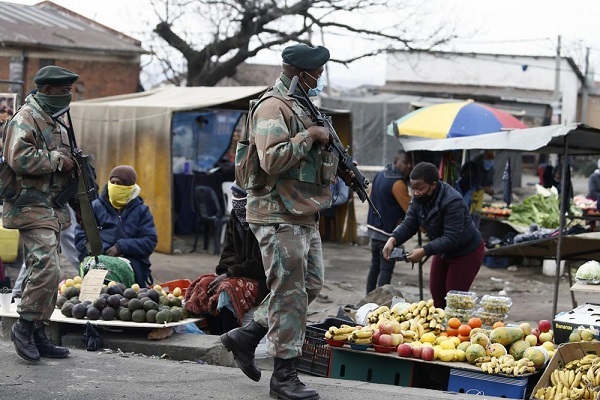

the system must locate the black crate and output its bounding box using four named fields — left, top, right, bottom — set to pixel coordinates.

left=297, top=317, right=352, bottom=377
